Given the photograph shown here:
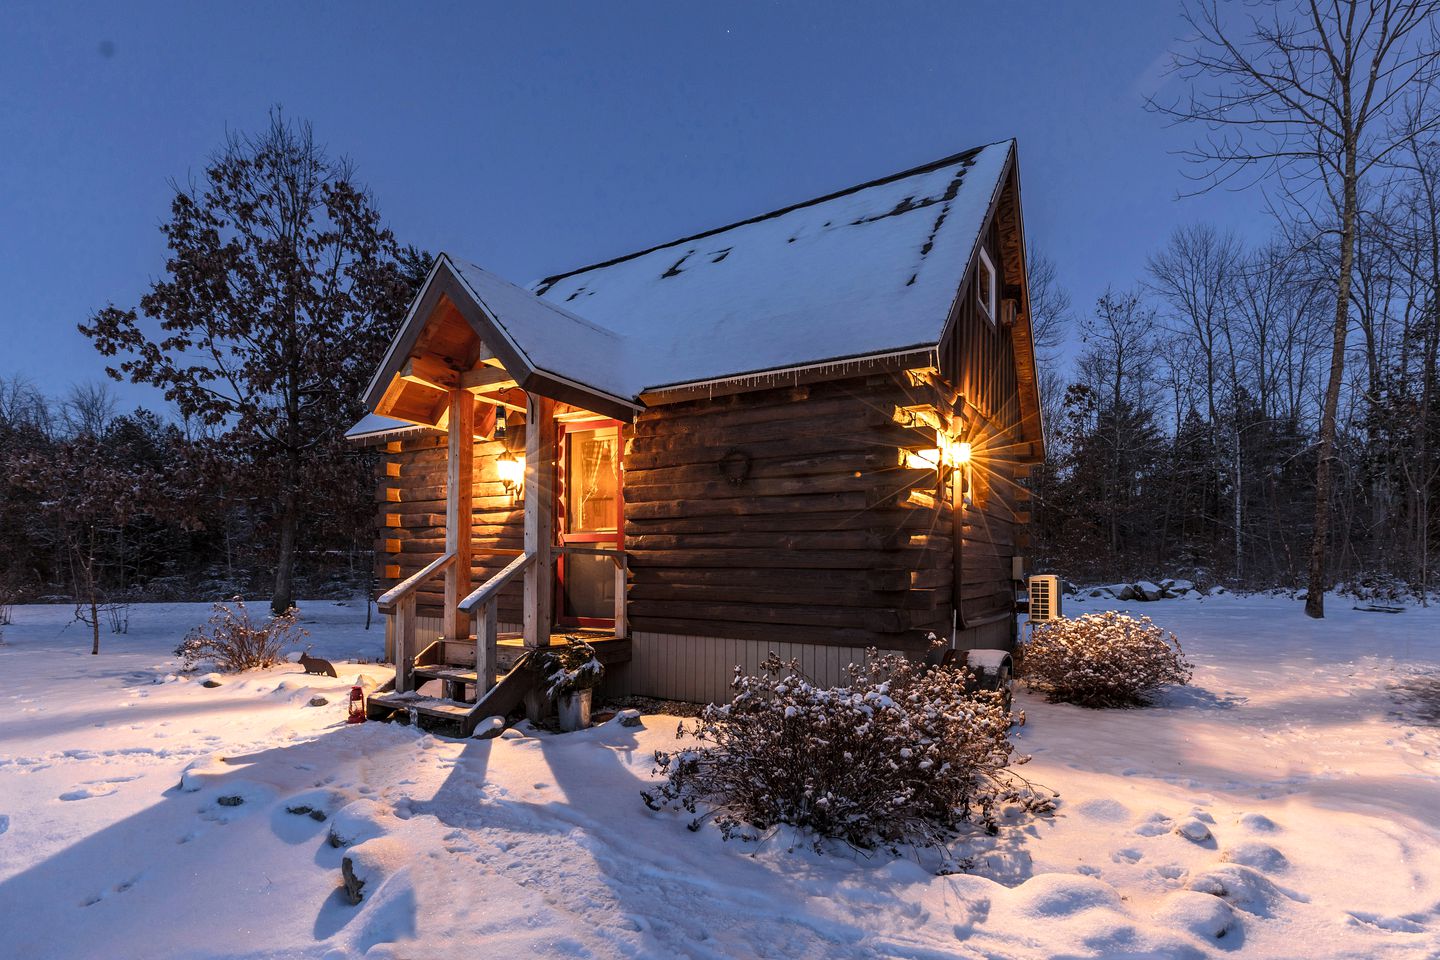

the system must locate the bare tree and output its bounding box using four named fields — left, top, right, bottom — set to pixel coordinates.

left=60, top=382, right=118, bottom=439
left=0, top=375, right=50, bottom=437
left=1078, top=289, right=1164, bottom=558
left=1153, top=0, right=1440, bottom=616
left=1027, top=250, right=1074, bottom=440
